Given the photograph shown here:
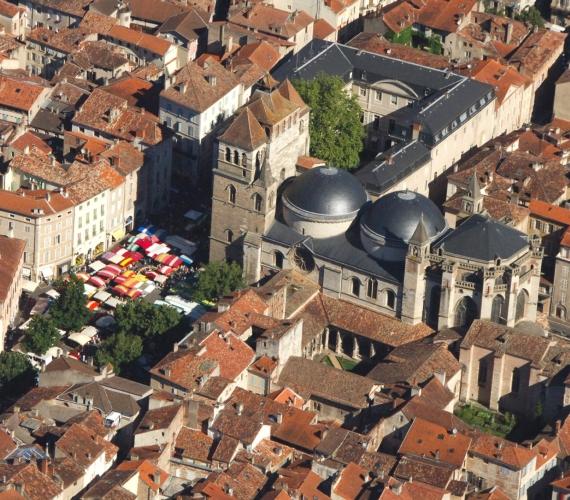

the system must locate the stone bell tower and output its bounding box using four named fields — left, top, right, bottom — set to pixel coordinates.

left=401, top=215, right=431, bottom=324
